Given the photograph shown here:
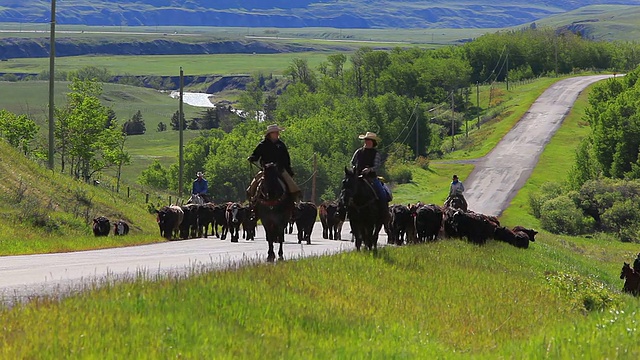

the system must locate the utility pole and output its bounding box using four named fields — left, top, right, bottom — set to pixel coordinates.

left=48, top=0, right=56, bottom=170
left=476, top=82, right=480, bottom=129
left=311, top=153, right=317, bottom=204
left=506, top=49, right=509, bottom=91
left=451, top=89, right=455, bottom=151
left=178, top=67, right=184, bottom=198
left=555, top=34, right=559, bottom=77
left=415, top=105, right=419, bottom=158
